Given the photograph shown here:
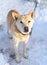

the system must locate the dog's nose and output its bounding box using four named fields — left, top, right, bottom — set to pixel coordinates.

left=24, top=26, right=28, bottom=32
